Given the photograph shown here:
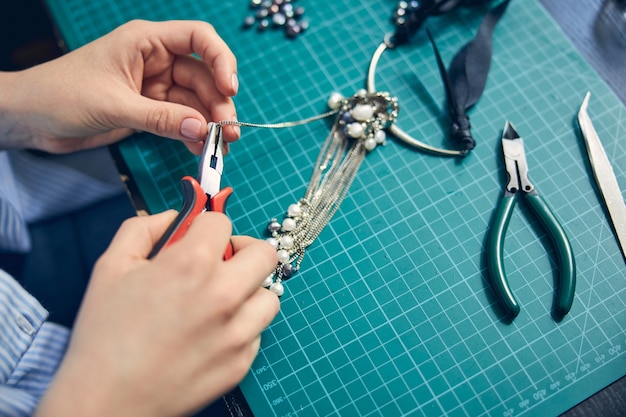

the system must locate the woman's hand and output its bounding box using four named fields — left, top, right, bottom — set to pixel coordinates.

left=37, top=211, right=279, bottom=417
left=0, top=20, right=239, bottom=155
